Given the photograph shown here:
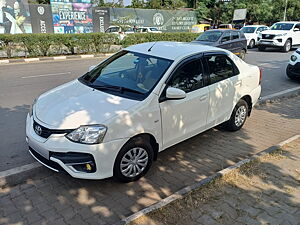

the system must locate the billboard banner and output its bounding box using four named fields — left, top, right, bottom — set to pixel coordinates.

left=92, top=7, right=110, bottom=33
left=109, top=8, right=197, bottom=32
left=29, top=4, right=53, bottom=33
left=0, top=0, right=32, bottom=34
left=233, top=9, right=247, bottom=21
left=50, top=0, right=93, bottom=34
